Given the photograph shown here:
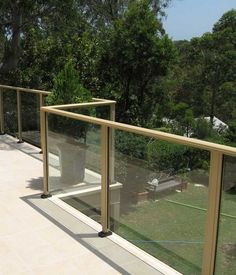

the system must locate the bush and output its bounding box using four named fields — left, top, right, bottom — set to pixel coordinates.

left=115, top=131, right=149, bottom=159
left=192, top=118, right=213, bottom=139
left=147, top=140, right=188, bottom=171
left=46, top=59, right=92, bottom=105
left=147, top=140, right=210, bottom=173
left=46, top=60, right=93, bottom=141
left=225, top=120, right=236, bottom=143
